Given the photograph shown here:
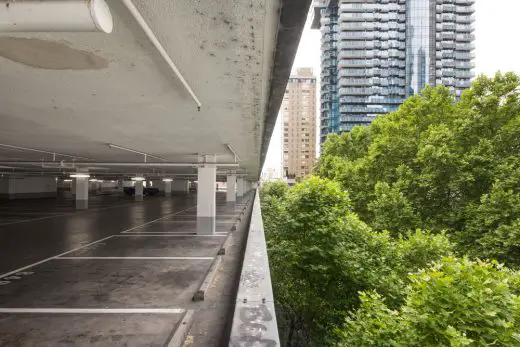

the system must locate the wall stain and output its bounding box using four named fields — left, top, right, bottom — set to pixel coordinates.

left=0, top=37, right=109, bottom=70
